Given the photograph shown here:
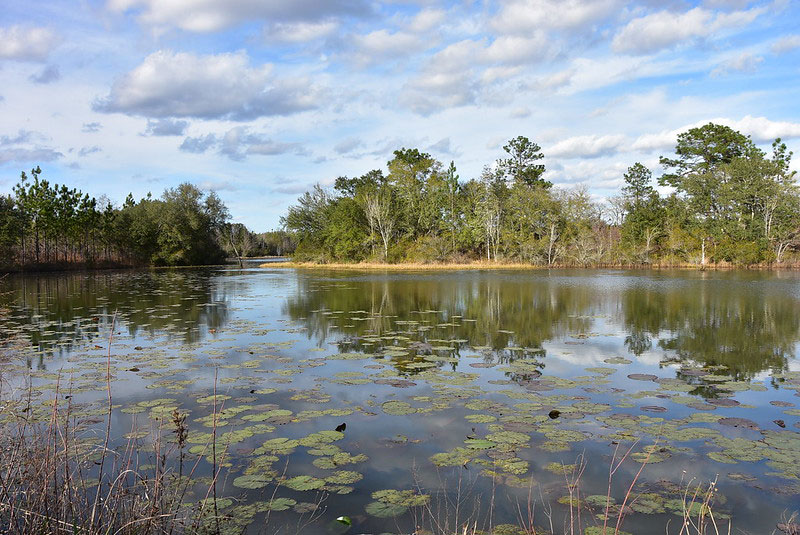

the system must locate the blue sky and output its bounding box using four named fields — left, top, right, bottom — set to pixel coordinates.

left=1, top=0, right=799, bottom=231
